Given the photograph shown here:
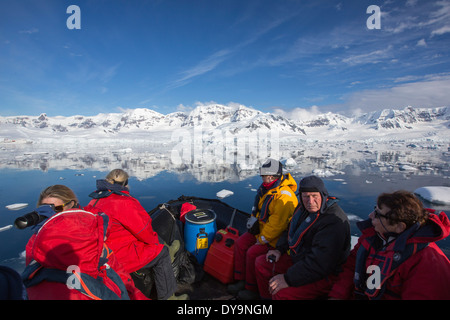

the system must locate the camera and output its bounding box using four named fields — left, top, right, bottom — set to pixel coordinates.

left=14, top=211, right=47, bottom=229
left=14, top=204, right=56, bottom=230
